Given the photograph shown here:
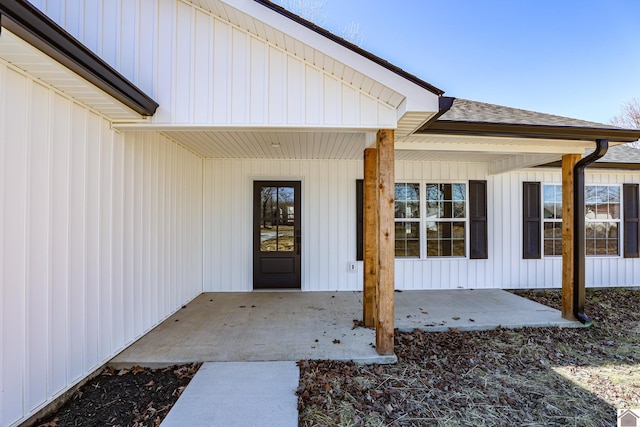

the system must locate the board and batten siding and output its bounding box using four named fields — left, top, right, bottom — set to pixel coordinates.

left=204, top=158, right=363, bottom=291
left=0, top=63, right=203, bottom=427
left=204, top=158, right=640, bottom=292
left=29, top=0, right=398, bottom=128
left=396, top=165, right=640, bottom=290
